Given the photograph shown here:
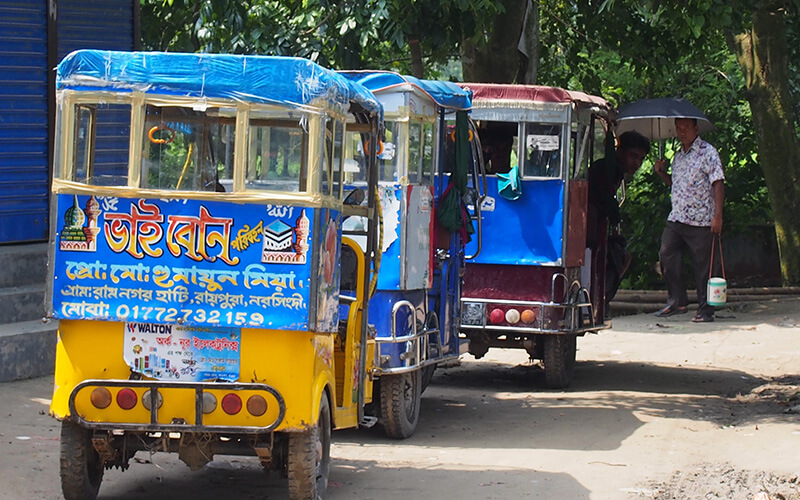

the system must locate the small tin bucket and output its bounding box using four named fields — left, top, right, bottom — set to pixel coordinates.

left=707, top=277, right=727, bottom=306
